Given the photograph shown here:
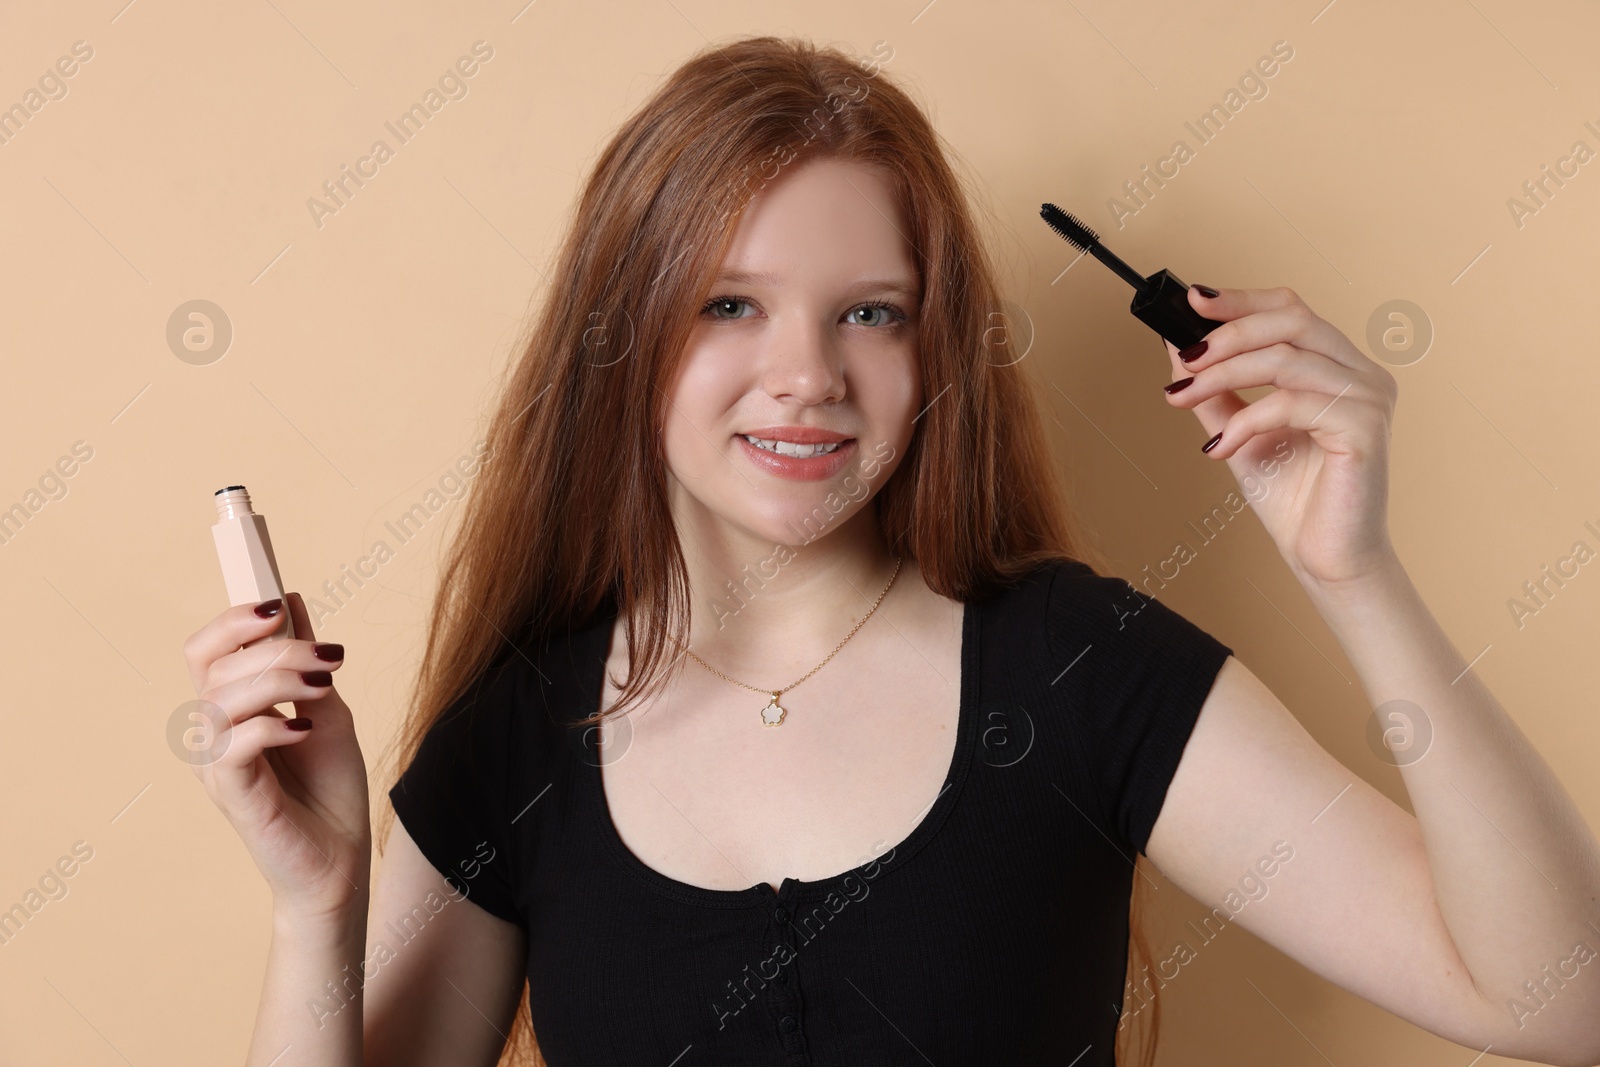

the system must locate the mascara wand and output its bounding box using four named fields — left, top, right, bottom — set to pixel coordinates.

left=1040, top=203, right=1224, bottom=351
